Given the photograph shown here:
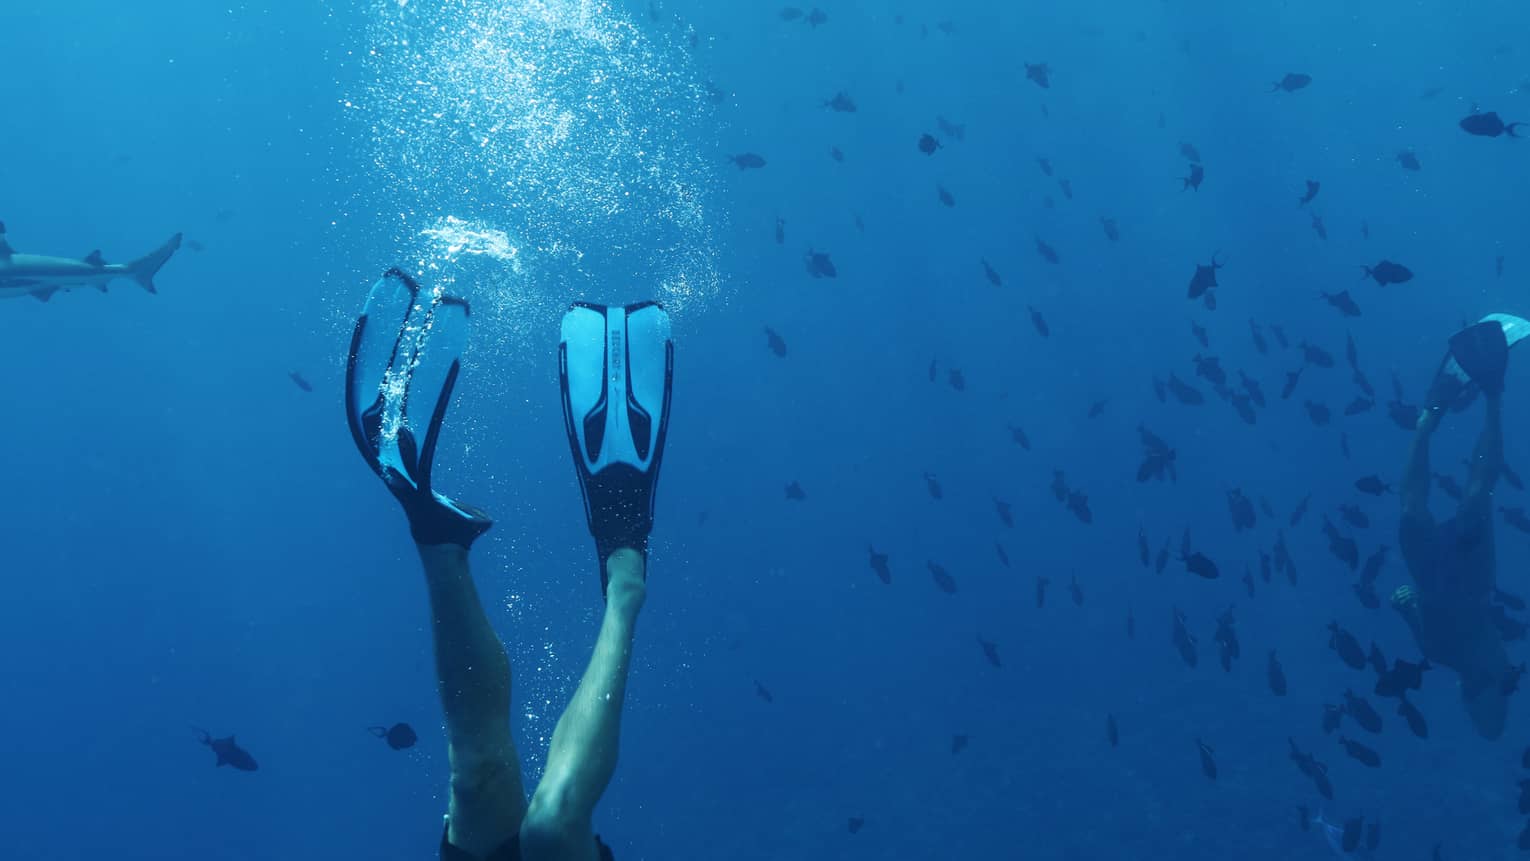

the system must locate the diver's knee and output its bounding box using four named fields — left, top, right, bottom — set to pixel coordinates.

left=520, top=788, right=596, bottom=859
